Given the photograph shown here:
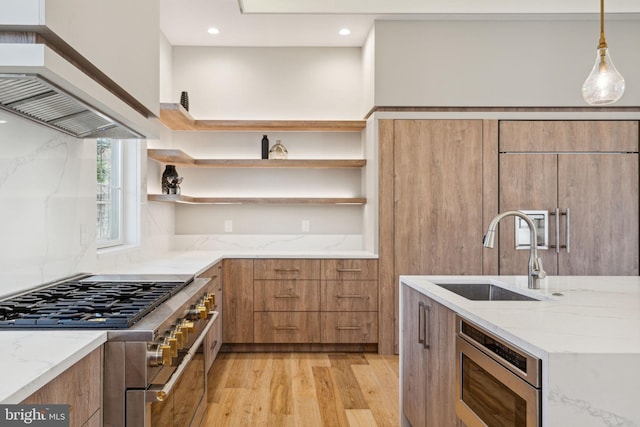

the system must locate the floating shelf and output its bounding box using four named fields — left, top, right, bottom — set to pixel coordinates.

left=148, top=149, right=366, bottom=168
left=159, top=103, right=366, bottom=132
left=148, top=194, right=366, bottom=205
